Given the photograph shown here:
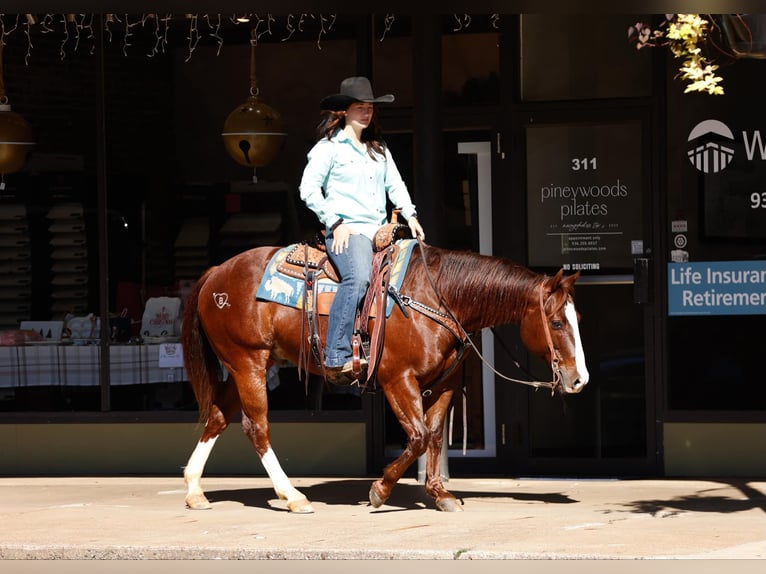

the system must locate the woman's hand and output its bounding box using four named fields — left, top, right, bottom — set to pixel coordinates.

left=330, top=223, right=352, bottom=254
left=408, top=217, right=425, bottom=242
